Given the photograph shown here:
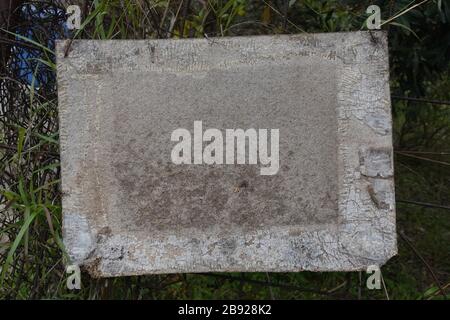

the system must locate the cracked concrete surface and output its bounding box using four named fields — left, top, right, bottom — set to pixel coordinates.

left=56, top=31, right=396, bottom=277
